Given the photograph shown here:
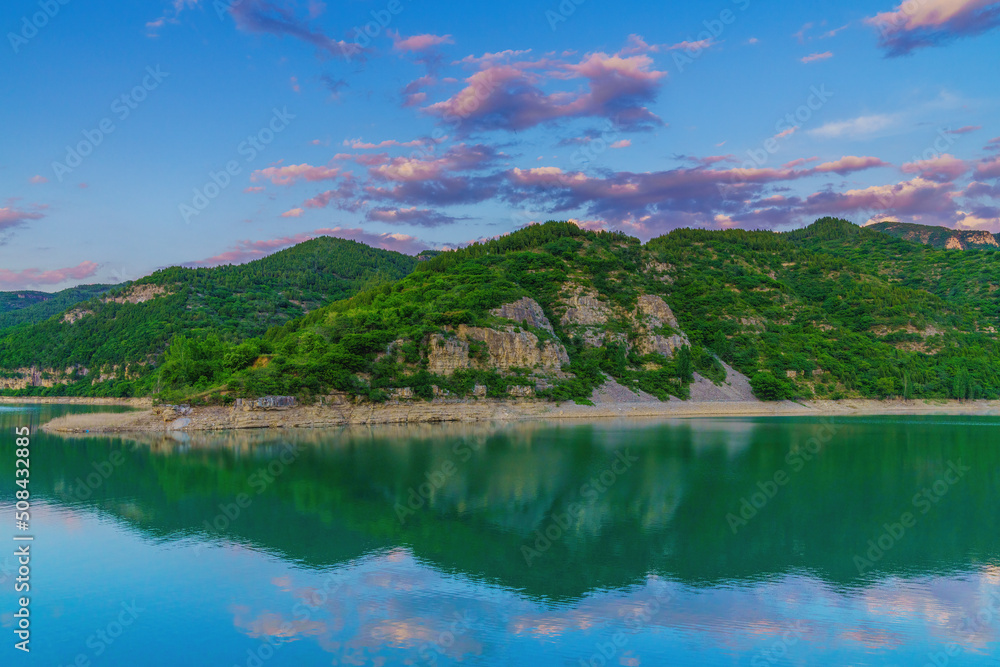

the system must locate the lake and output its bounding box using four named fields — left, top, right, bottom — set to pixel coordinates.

left=1, top=404, right=999, bottom=666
